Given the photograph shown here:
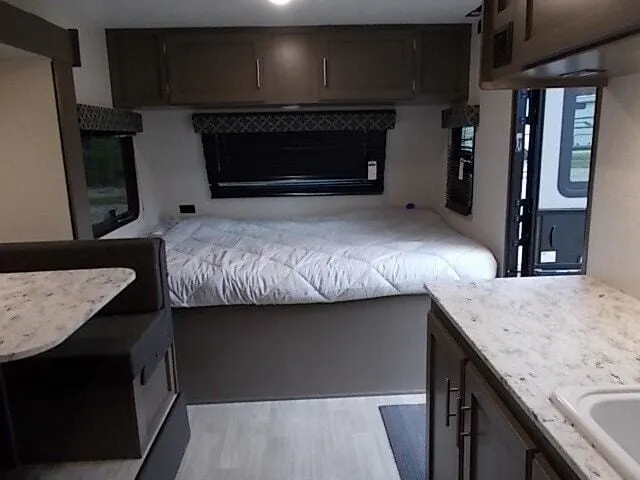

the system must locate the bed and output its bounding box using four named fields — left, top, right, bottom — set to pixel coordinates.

left=159, top=209, right=497, bottom=403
